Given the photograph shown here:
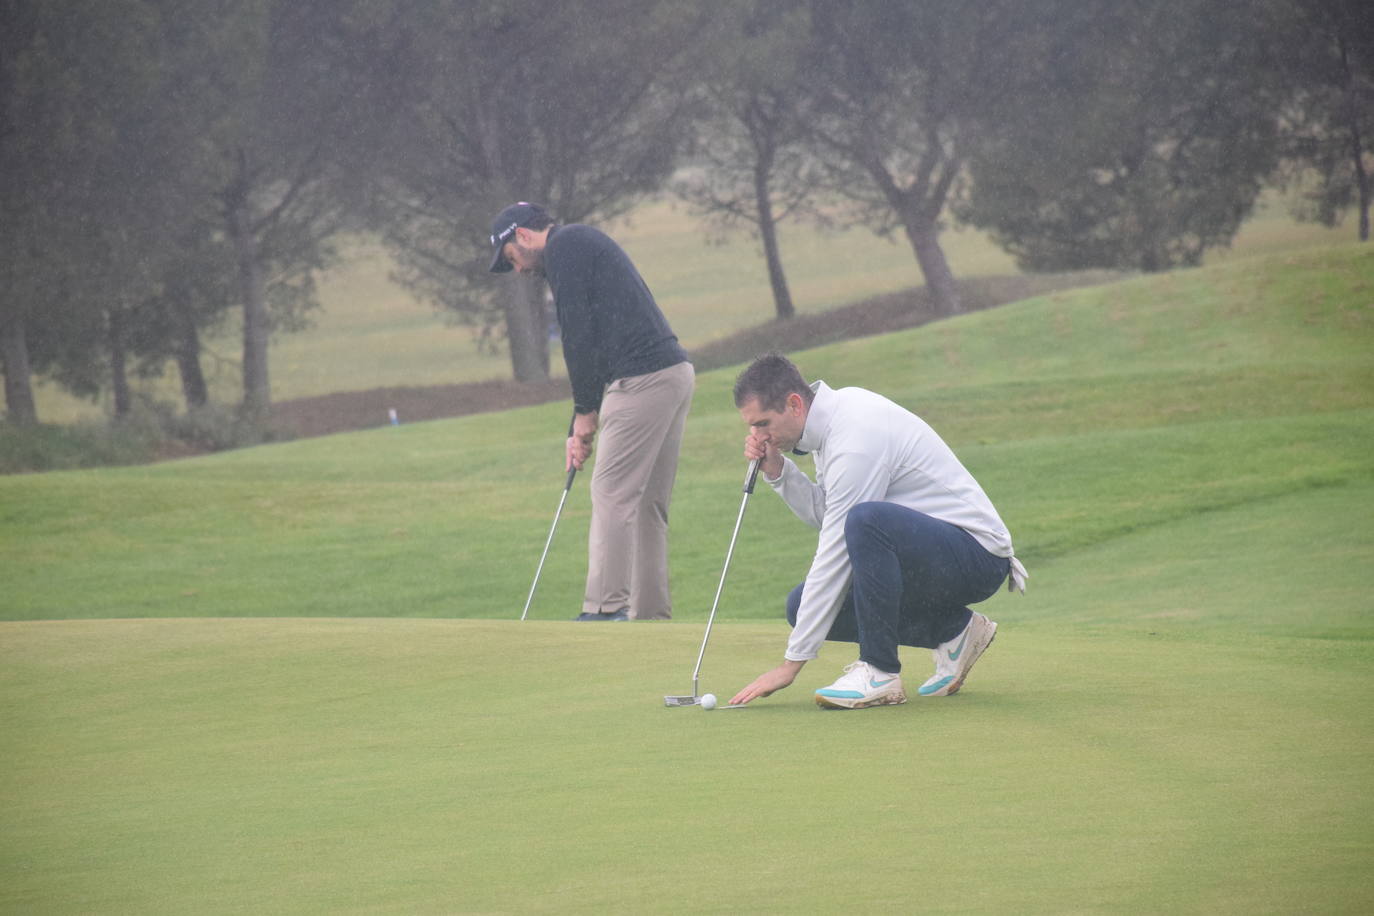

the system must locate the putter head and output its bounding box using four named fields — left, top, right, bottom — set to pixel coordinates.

left=663, top=695, right=699, bottom=707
